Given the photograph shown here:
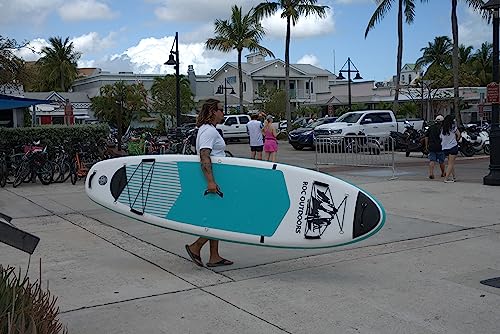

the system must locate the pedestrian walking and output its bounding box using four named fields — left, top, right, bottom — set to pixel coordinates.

left=263, top=115, right=278, bottom=162
left=246, top=113, right=264, bottom=159
left=425, top=115, right=446, bottom=179
left=185, top=98, right=233, bottom=268
left=441, top=115, right=461, bottom=183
